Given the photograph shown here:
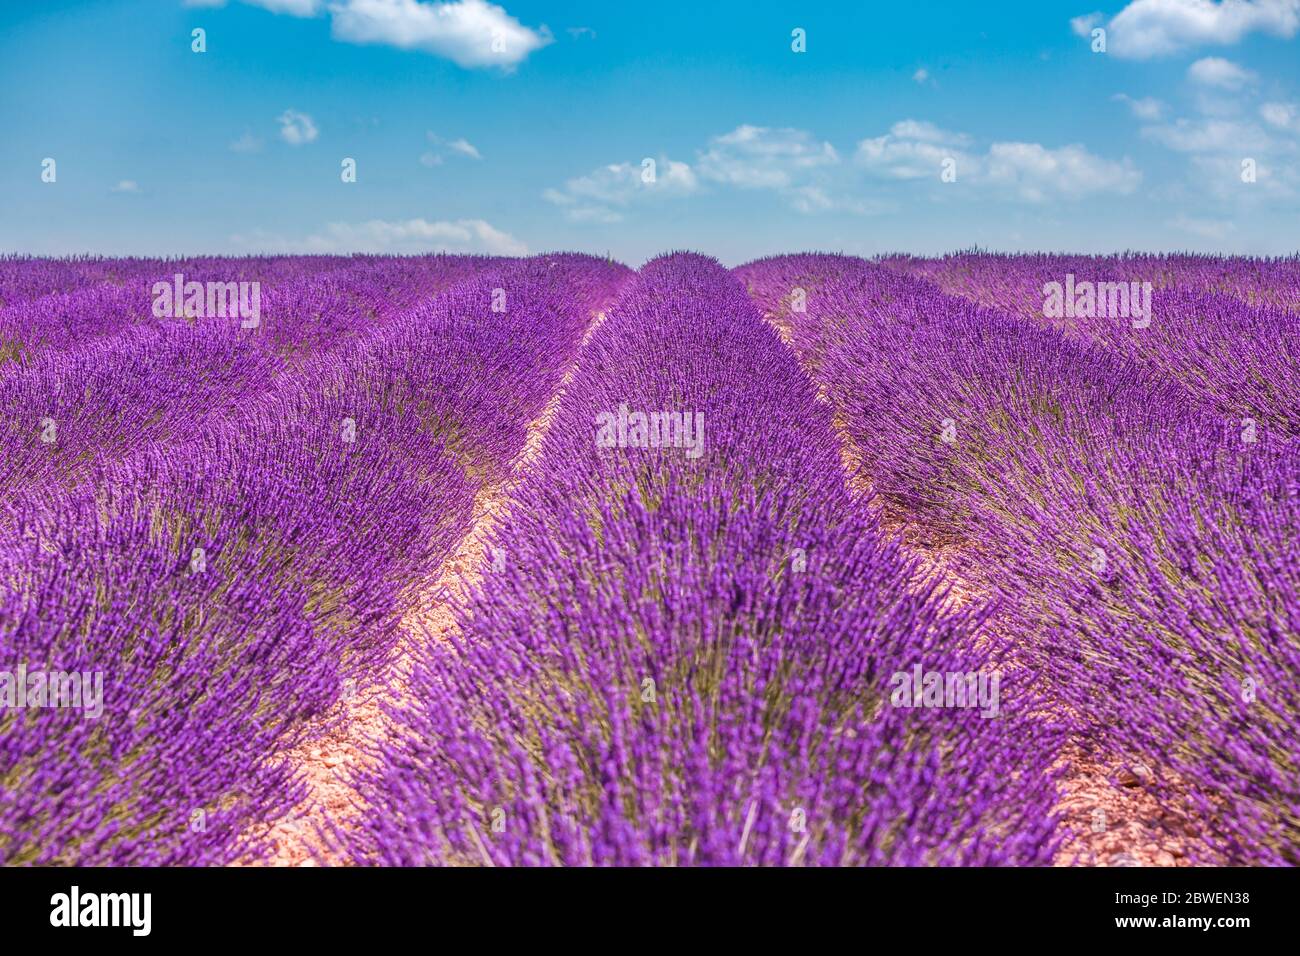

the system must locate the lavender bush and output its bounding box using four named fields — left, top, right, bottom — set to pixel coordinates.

left=742, top=255, right=1300, bottom=864
left=351, top=253, right=1065, bottom=866
left=0, top=254, right=629, bottom=864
